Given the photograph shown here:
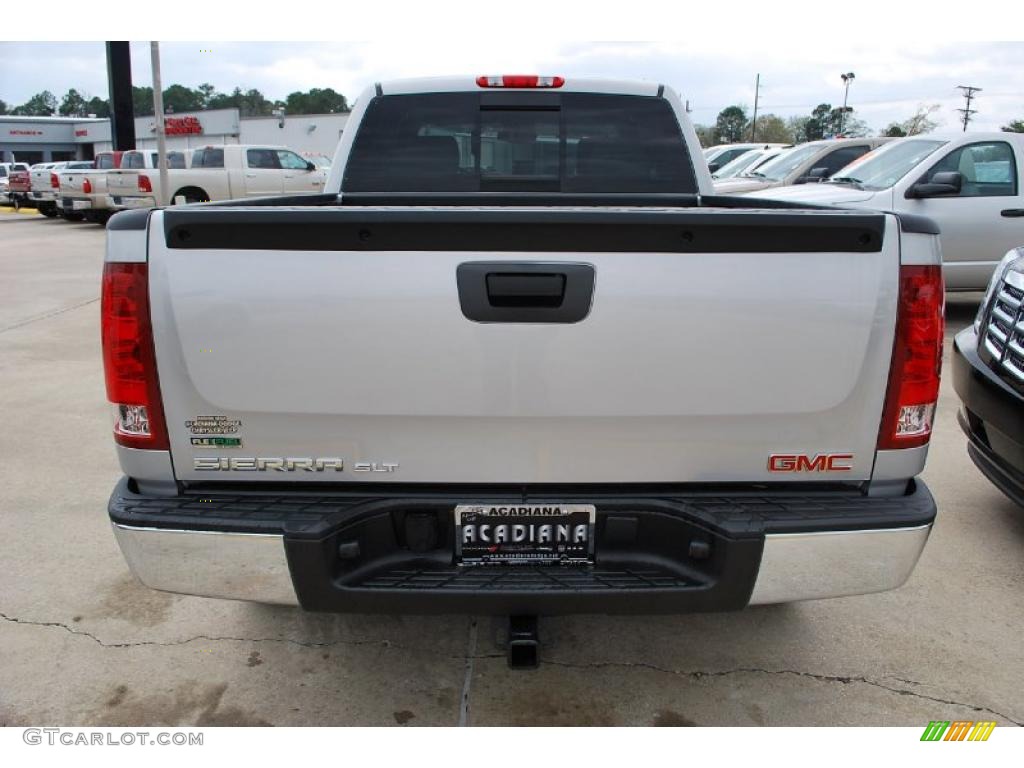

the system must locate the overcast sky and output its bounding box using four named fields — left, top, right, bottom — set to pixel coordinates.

left=1, top=41, right=1022, bottom=132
